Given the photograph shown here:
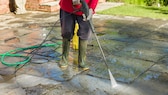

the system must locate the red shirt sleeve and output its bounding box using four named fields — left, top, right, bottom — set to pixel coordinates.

left=88, top=0, right=98, bottom=11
